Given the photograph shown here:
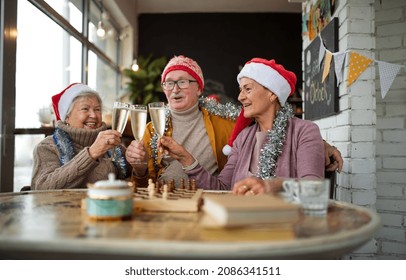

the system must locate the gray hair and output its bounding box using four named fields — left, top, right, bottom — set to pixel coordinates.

left=65, top=91, right=103, bottom=121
